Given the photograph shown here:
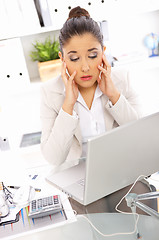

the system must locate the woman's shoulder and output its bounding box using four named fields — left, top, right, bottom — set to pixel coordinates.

left=40, top=74, right=65, bottom=109
left=111, top=67, right=129, bottom=82
left=41, top=74, right=64, bottom=94
left=112, top=67, right=131, bottom=93
left=111, top=67, right=130, bottom=89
